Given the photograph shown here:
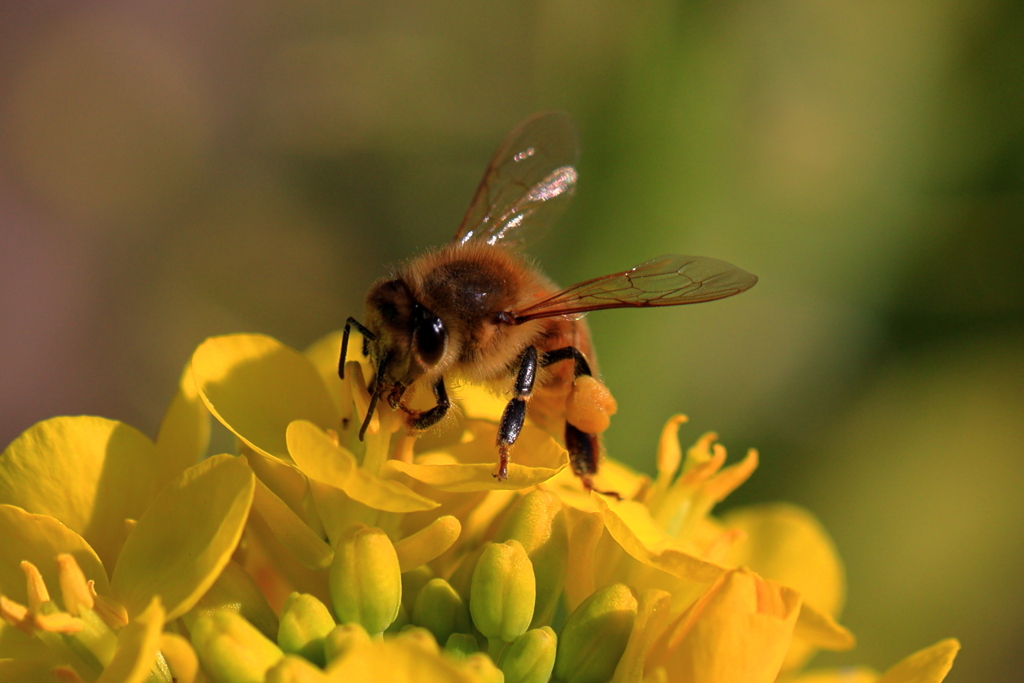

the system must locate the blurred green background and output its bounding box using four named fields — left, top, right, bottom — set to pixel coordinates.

left=1, top=2, right=1021, bottom=681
